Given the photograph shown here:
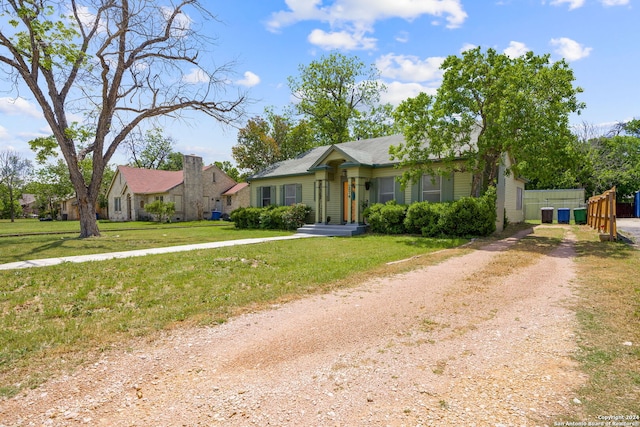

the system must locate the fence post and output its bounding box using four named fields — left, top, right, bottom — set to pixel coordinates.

left=587, top=186, right=616, bottom=241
